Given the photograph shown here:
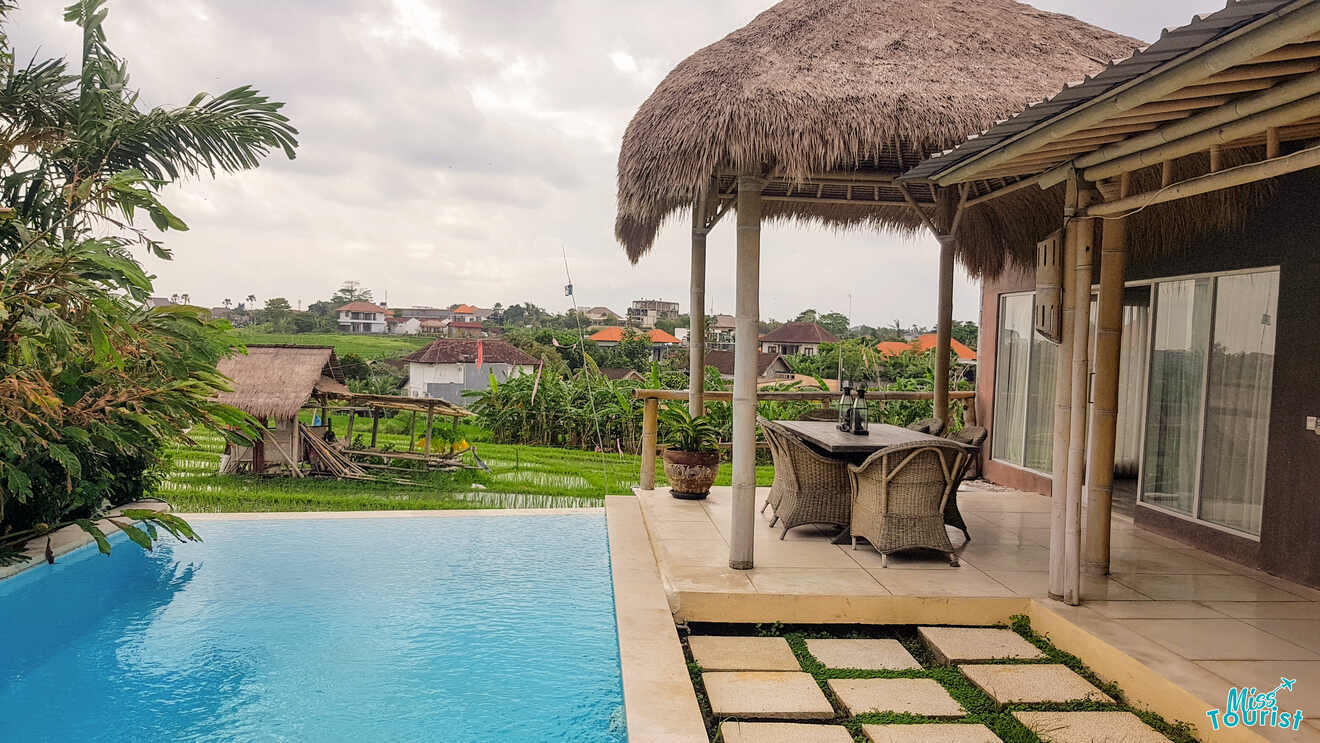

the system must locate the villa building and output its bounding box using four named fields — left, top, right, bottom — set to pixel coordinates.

left=335, top=301, right=390, bottom=334
left=758, top=321, right=838, bottom=356
left=626, top=298, right=679, bottom=328
left=404, top=339, right=536, bottom=405
left=589, top=326, right=681, bottom=361
left=877, top=333, right=977, bottom=364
